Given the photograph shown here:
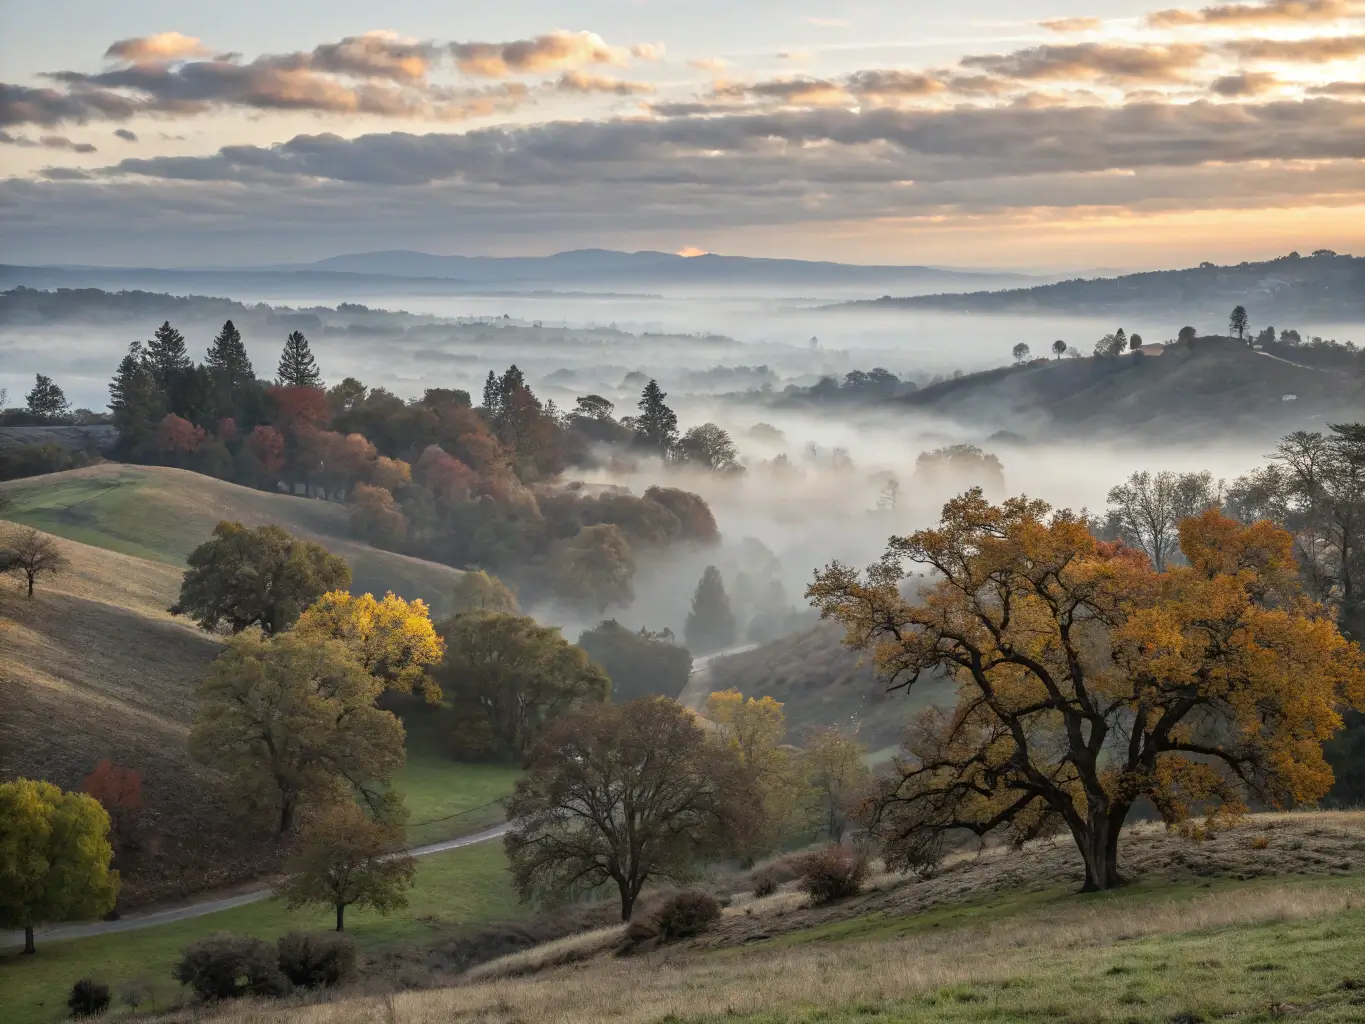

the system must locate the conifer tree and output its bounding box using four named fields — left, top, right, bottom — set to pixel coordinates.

left=635, top=379, right=679, bottom=456
left=205, top=320, right=254, bottom=391
left=25, top=374, right=70, bottom=422
left=276, top=331, right=322, bottom=388
left=144, top=321, right=191, bottom=392
left=684, top=565, right=737, bottom=654
left=108, top=342, right=162, bottom=444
